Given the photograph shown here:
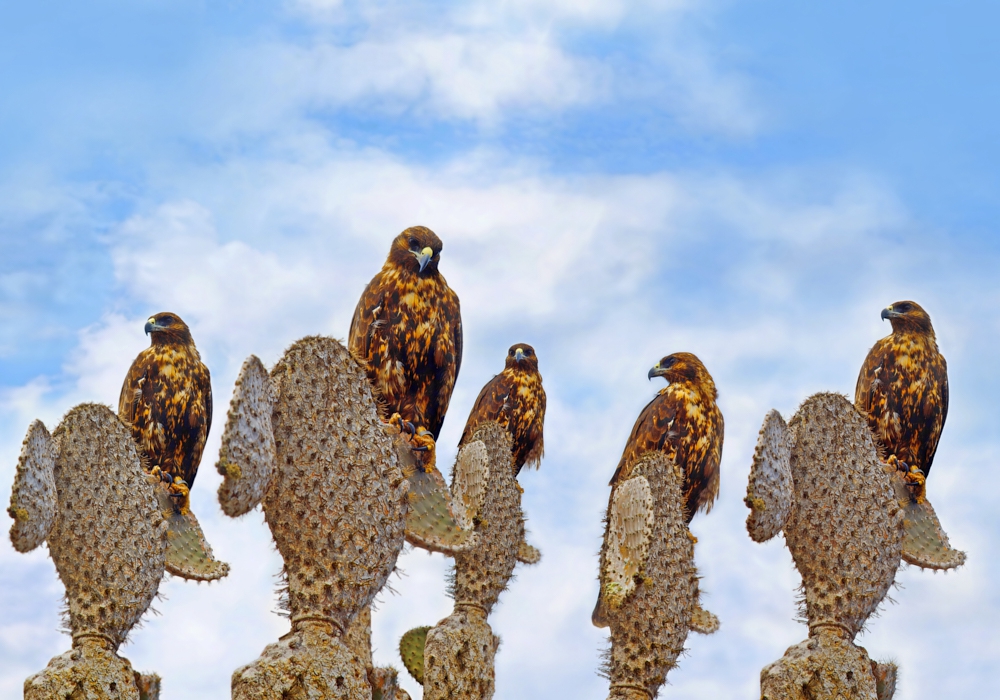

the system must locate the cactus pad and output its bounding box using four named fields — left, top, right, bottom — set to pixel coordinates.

left=745, top=409, right=794, bottom=543
left=404, top=462, right=478, bottom=555
left=451, top=440, right=489, bottom=530
left=872, top=660, right=897, bottom=700
left=217, top=354, right=276, bottom=517
left=516, top=540, right=541, bottom=565
left=690, top=601, right=720, bottom=635
left=153, top=482, right=229, bottom=582
left=600, top=452, right=698, bottom=698
left=890, top=468, right=966, bottom=570
left=48, top=404, right=167, bottom=650
left=601, top=476, right=654, bottom=612
left=399, top=626, right=430, bottom=684
left=8, top=419, right=57, bottom=553
left=370, top=666, right=411, bottom=700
